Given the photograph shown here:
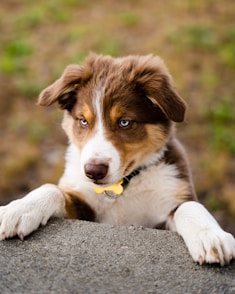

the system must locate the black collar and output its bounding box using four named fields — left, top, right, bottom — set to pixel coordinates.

left=122, top=167, right=143, bottom=189
left=103, top=167, right=143, bottom=200
left=100, top=149, right=166, bottom=200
